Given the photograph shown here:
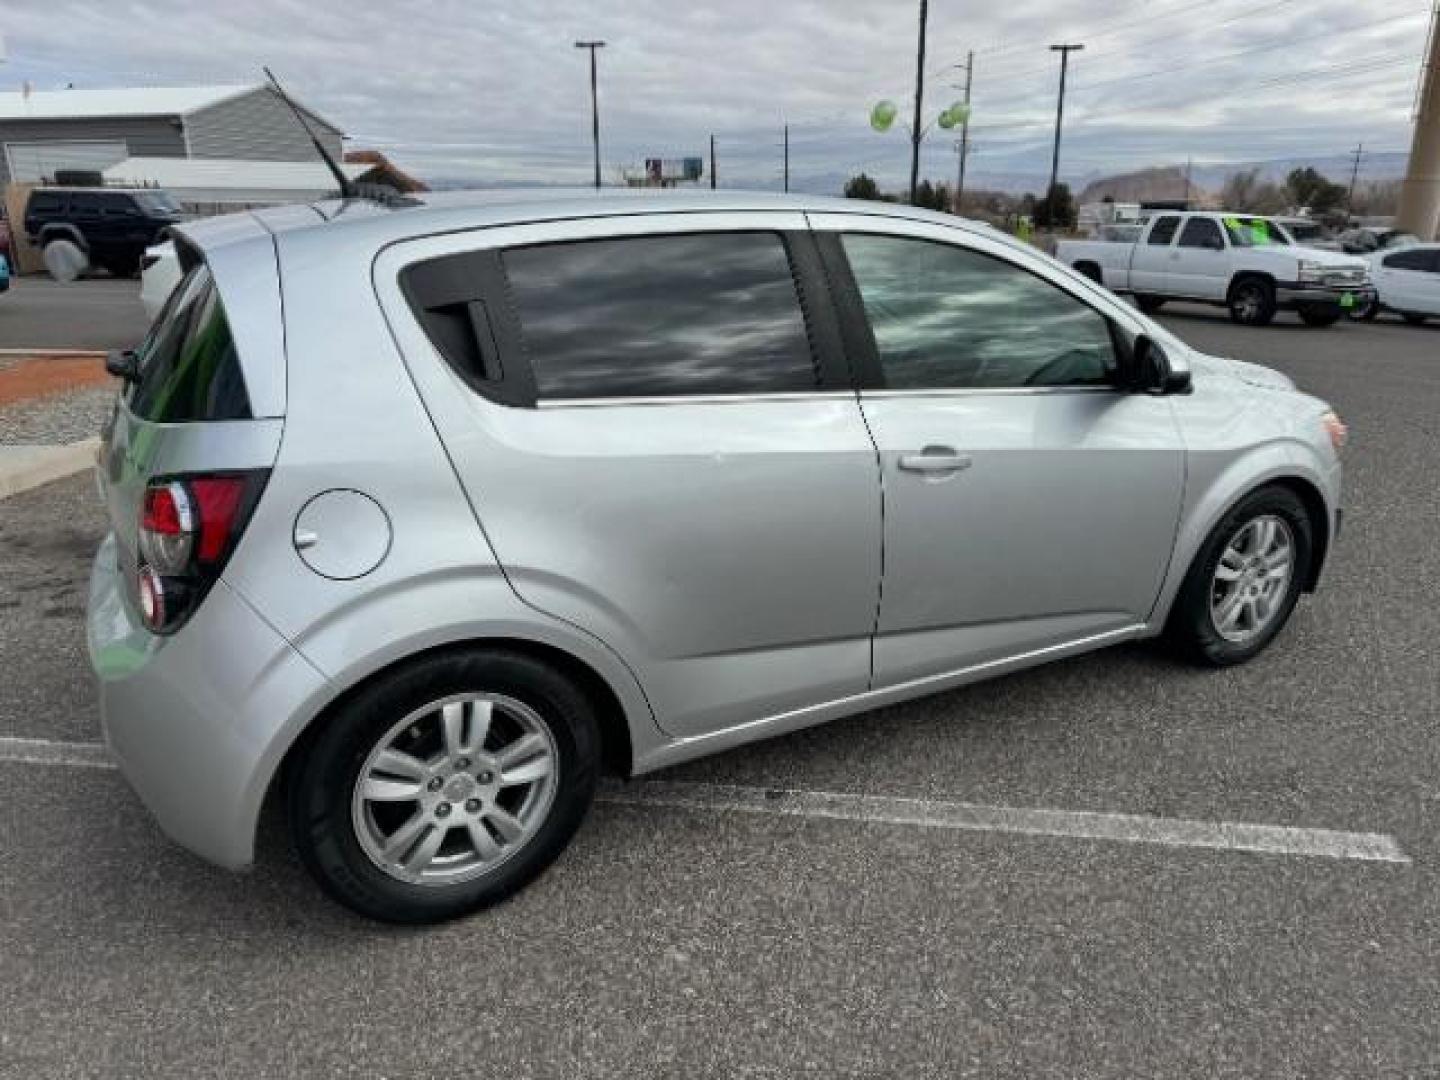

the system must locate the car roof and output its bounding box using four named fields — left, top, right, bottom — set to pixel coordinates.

left=176, top=187, right=996, bottom=256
